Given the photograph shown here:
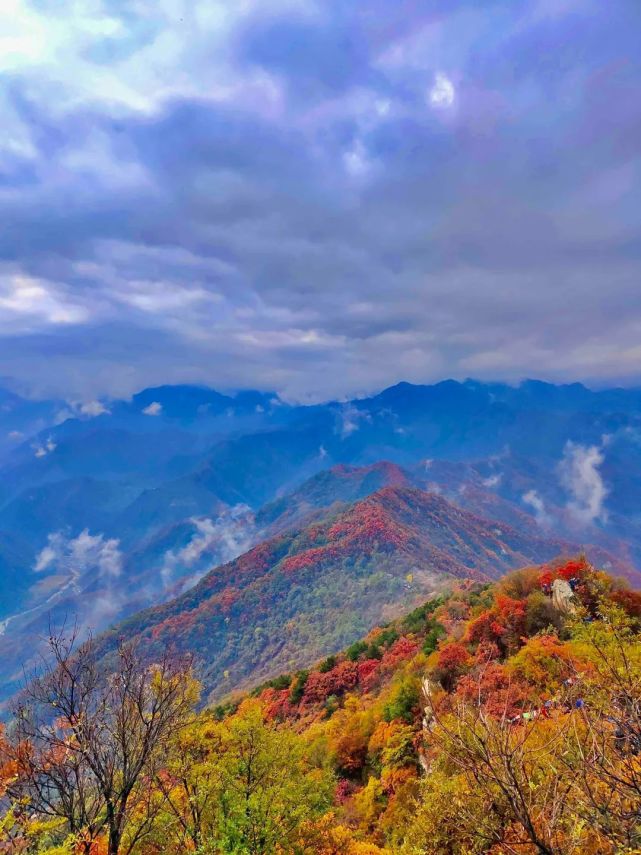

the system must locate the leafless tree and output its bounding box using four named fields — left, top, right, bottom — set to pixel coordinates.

left=425, top=671, right=574, bottom=855
left=10, top=628, right=195, bottom=855
left=561, top=610, right=641, bottom=851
